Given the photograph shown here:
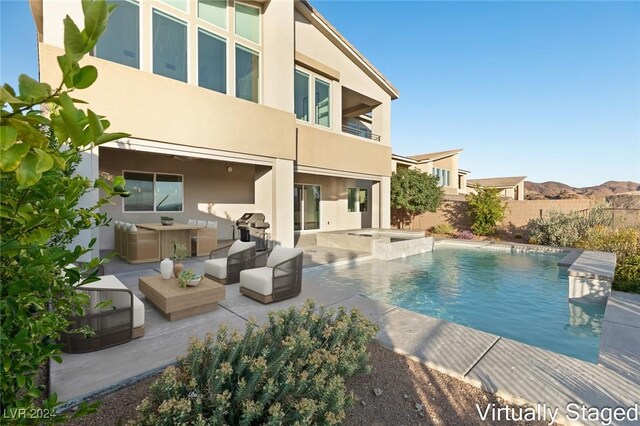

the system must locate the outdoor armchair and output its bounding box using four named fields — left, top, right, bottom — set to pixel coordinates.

left=60, top=275, right=145, bottom=354
left=203, top=240, right=256, bottom=285
left=239, top=246, right=304, bottom=304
